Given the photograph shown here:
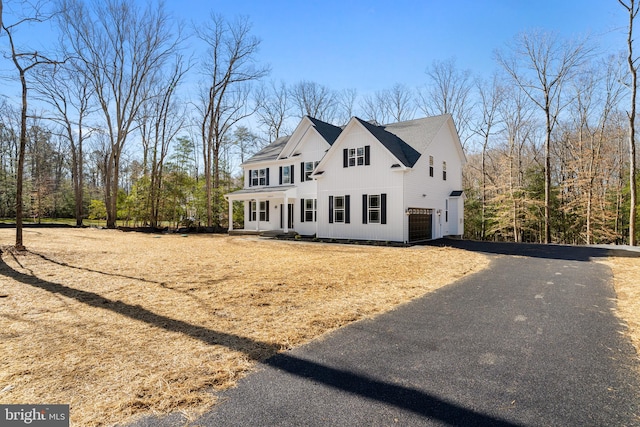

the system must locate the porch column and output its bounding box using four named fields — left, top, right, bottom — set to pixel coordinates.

left=255, top=199, right=260, bottom=231
left=283, top=194, right=289, bottom=234
left=228, top=198, right=234, bottom=231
